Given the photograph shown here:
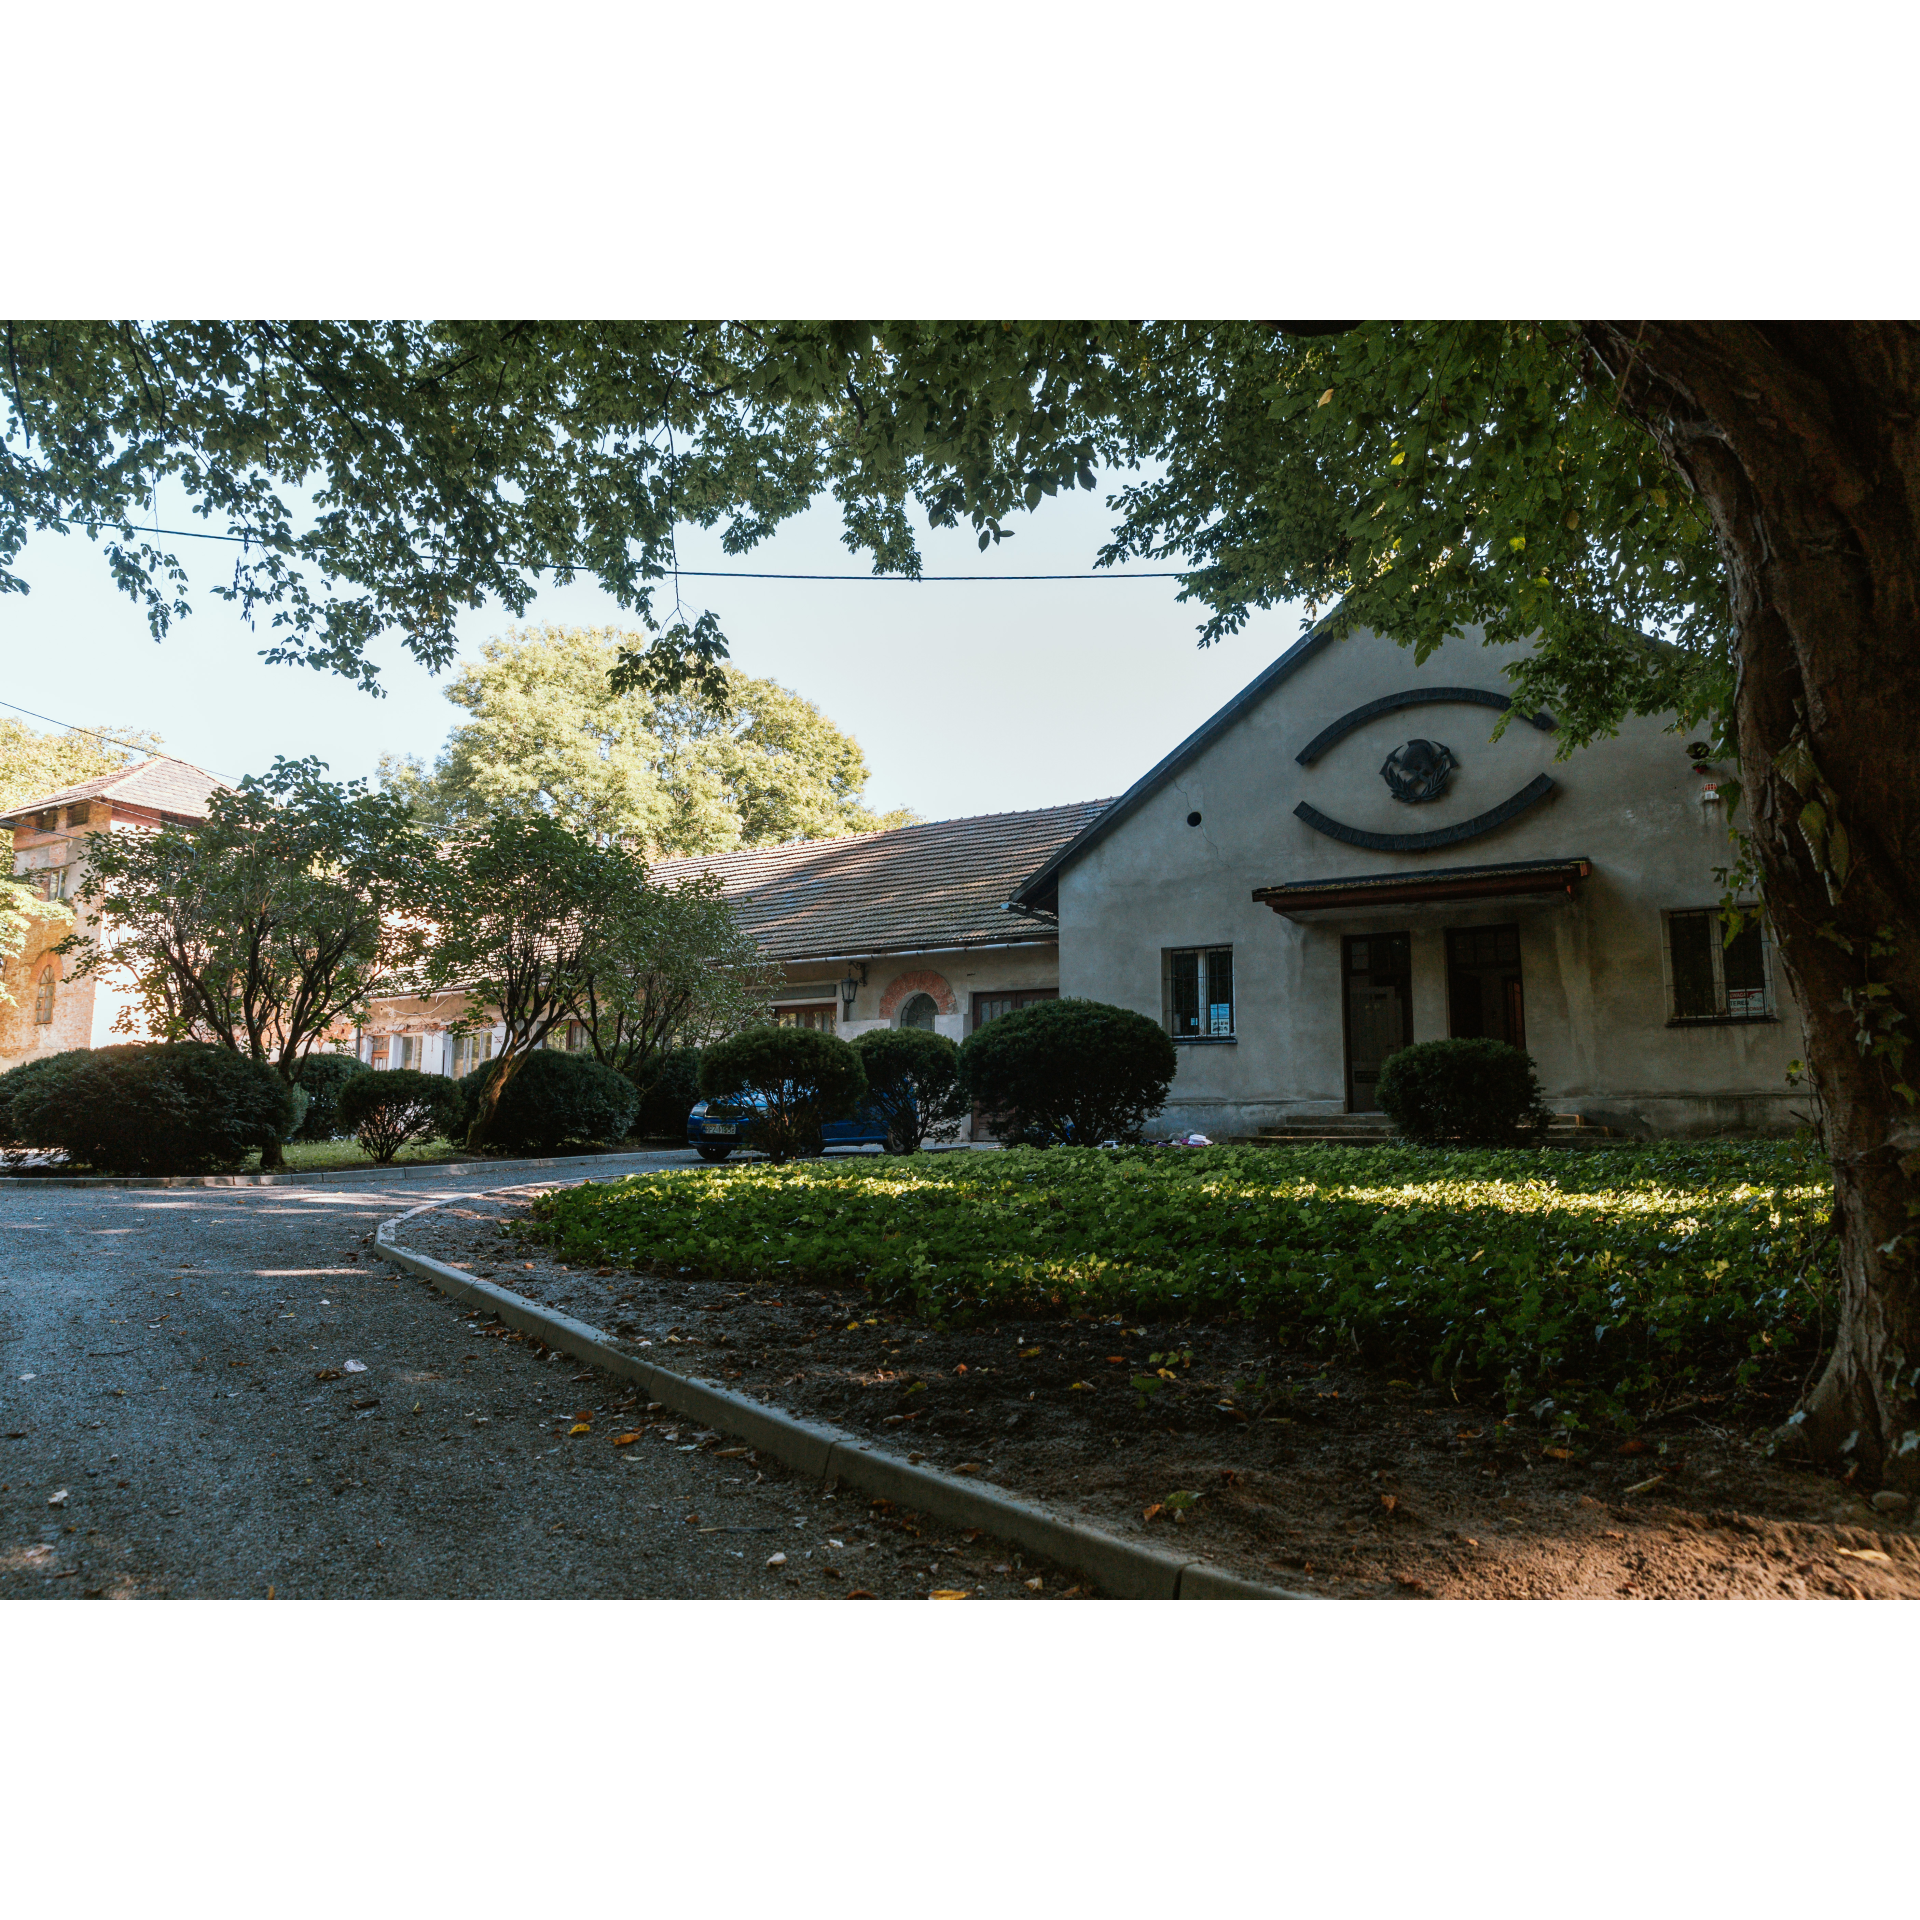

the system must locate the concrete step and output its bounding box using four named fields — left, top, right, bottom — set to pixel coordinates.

left=1247, top=1111, right=1618, bottom=1146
